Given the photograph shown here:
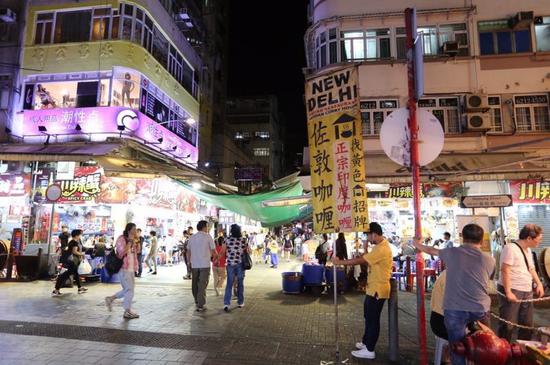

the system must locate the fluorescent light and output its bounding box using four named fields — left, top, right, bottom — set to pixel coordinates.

left=187, top=118, right=196, bottom=125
